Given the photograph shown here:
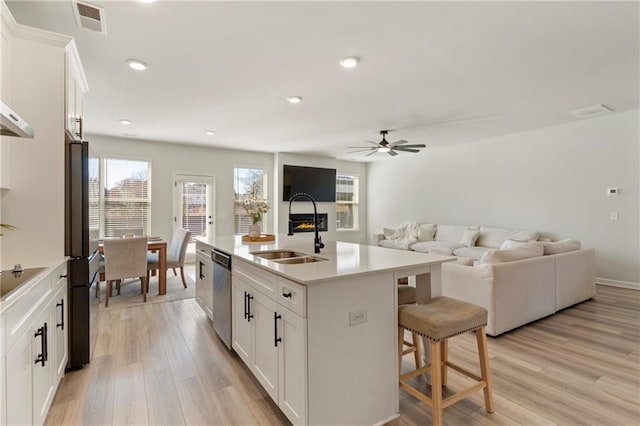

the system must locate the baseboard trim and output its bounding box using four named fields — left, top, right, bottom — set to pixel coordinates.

left=596, top=277, right=640, bottom=291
